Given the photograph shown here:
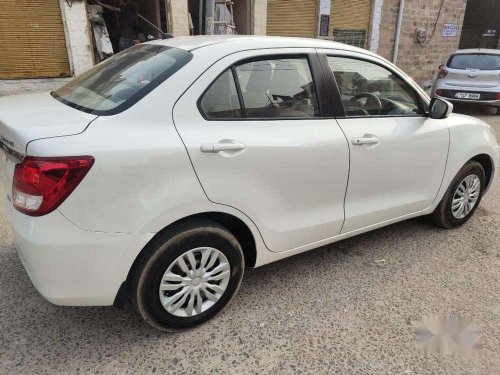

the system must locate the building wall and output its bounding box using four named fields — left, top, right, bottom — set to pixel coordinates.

left=59, top=0, right=94, bottom=77
left=253, top=0, right=268, bottom=35
left=376, top=0, right=467, bottom=90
